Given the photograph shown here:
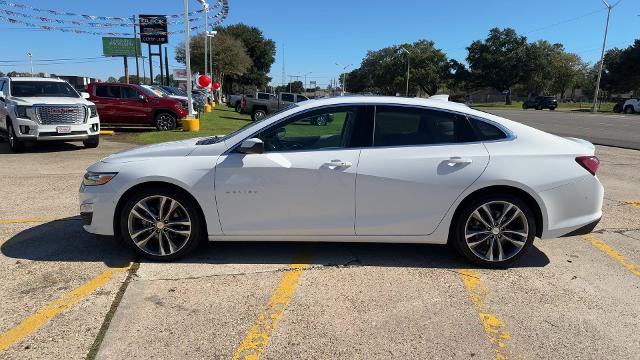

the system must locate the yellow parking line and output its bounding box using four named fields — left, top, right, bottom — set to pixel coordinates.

left=0, top=263, right=131, bottom=353
left=459, top=269, right=517, bottom=360
left=0, top=217, right=51, bottom=224
left=583, top=235, right=640, bottom=277
left=230, top=251, right=312, bottom=360
left=624, top=200, right=640, bottom=209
